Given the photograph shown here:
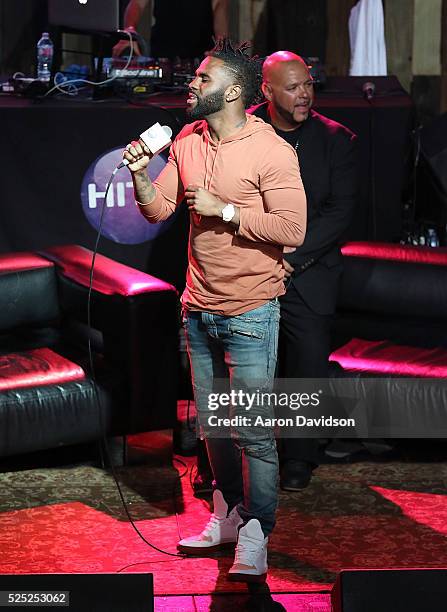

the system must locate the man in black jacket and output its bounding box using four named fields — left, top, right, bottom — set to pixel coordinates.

left=252, top=51, right=358, bottom=490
